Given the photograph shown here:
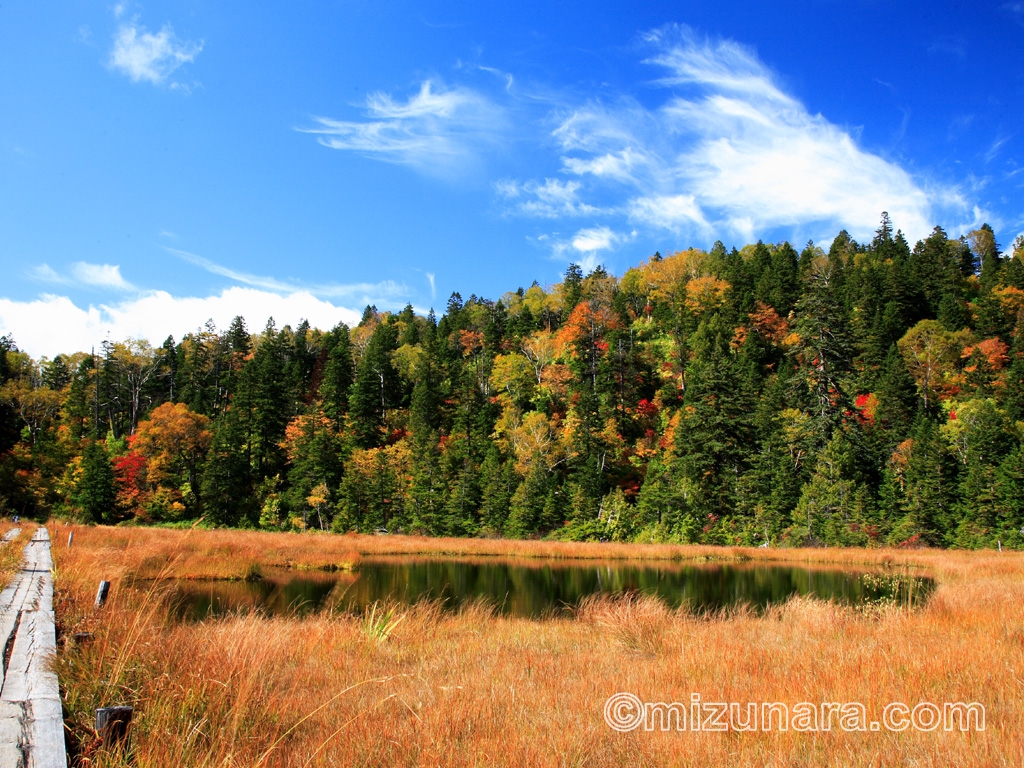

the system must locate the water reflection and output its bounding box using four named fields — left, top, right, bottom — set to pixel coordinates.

left=169, top=557, right=933, bottom=621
